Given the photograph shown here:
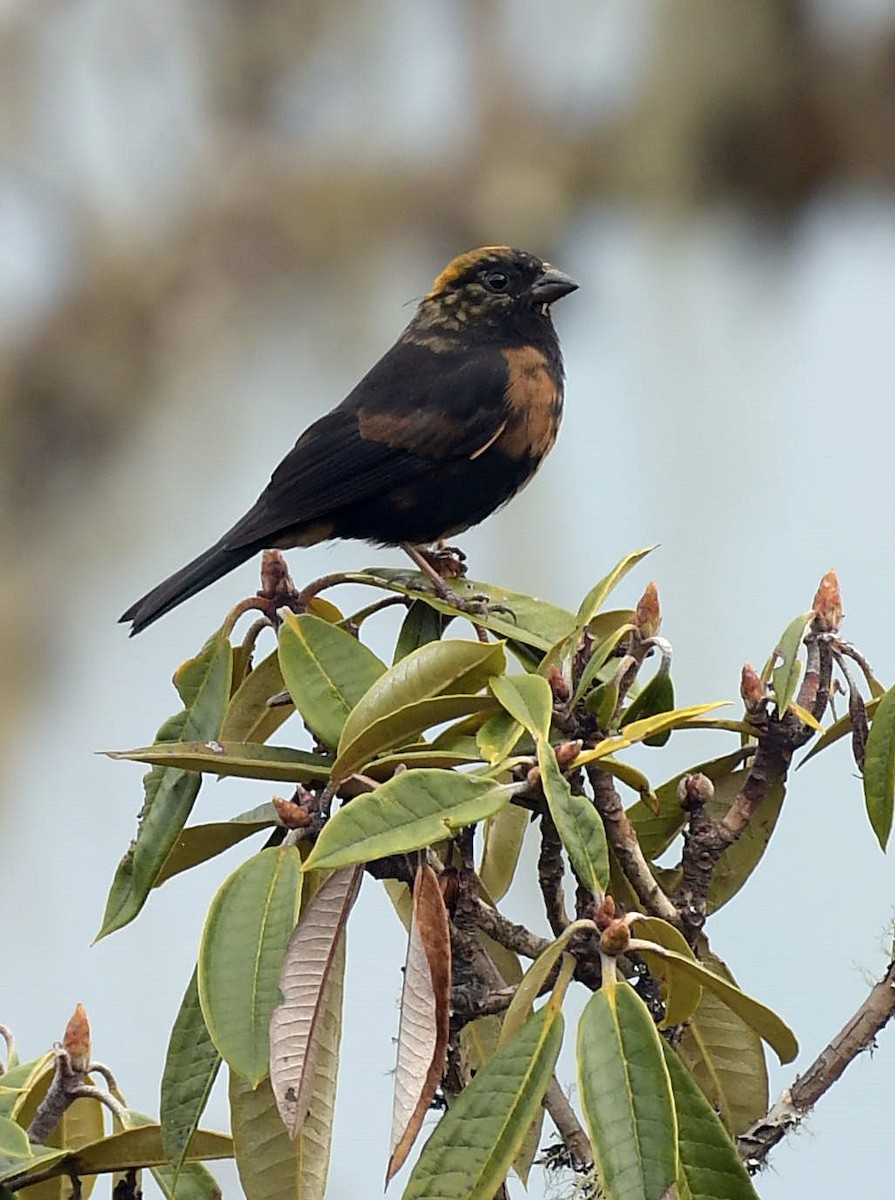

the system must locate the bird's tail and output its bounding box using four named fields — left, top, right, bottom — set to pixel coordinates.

left=119, top=540, right=255, bottom=635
